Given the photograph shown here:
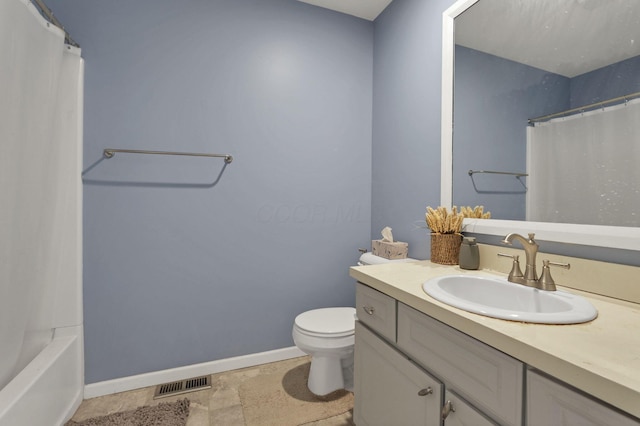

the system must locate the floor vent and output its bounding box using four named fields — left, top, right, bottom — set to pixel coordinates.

left=153, top=375, right=211, bottom=399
